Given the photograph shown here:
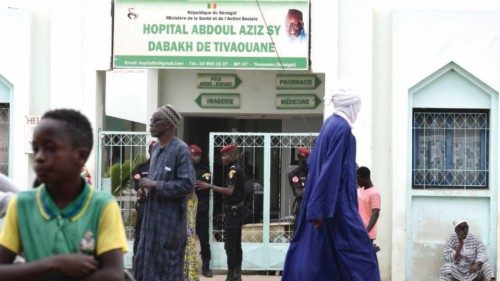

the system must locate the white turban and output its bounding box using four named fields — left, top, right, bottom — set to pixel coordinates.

left=453, top=218, right=467, bottom=229
left=156, top=104, right=181, bottom=128
left=331, top=86, right=361, bottom=126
